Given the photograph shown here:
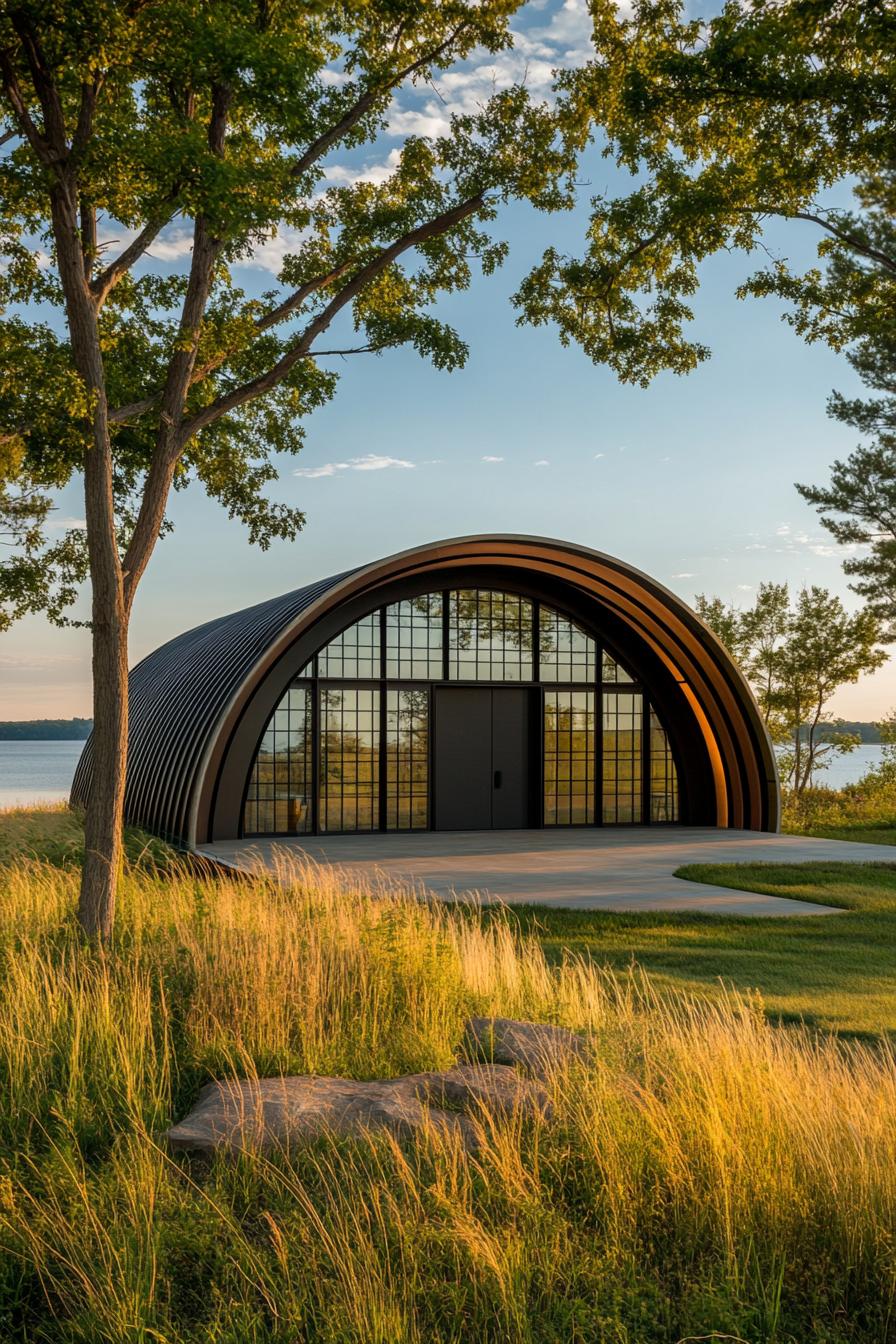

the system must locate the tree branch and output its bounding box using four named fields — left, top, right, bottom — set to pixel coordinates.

left=72, top=75, right=101, bottom=158
left=750, top=205, right=896, bottom=274
left=120, top=82, right=232, bottom=606
left=107, top=258, right=356, bottom=423
left=180, top=192, right=485, bottom=441
left=0, top=47, right=52, bottom=164
left=9, top=10, right=68, bottom=158
left=292, top=22, right=470, bottom=178
left=90, top=201, right=182, bottom=307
